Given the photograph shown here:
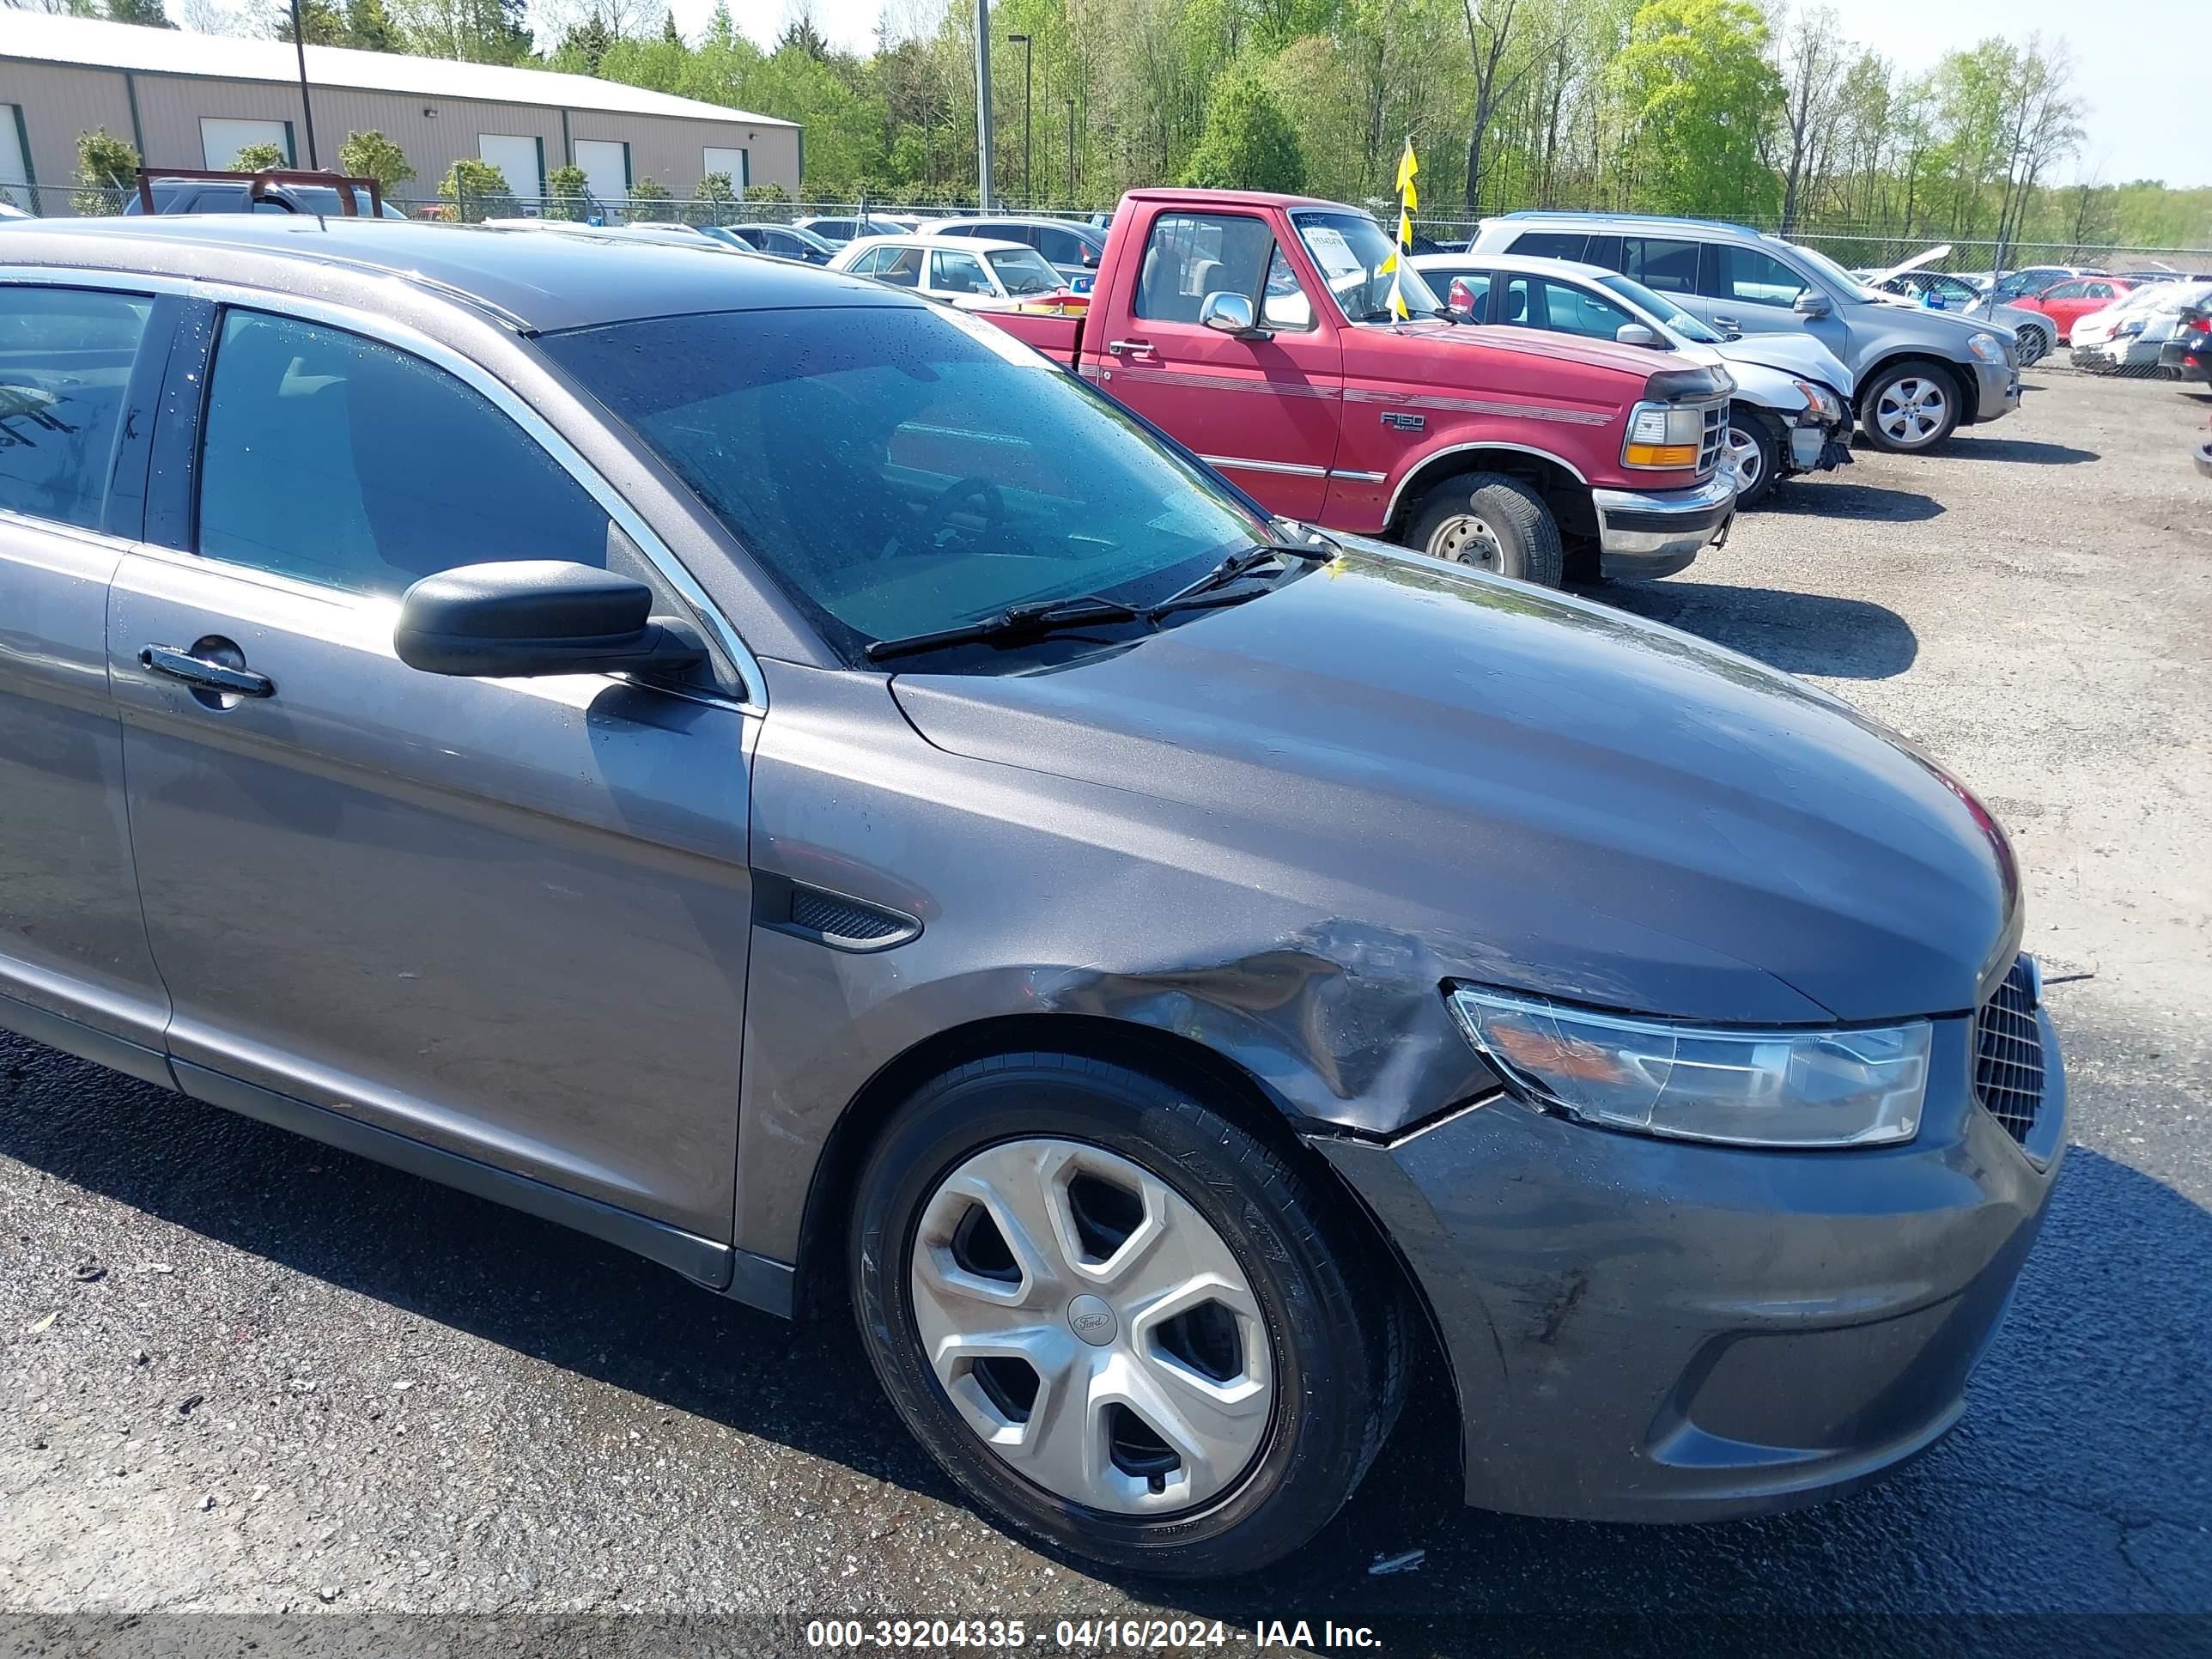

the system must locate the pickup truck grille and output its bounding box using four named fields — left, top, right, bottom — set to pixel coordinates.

left=1698, top=403, right=1725, bottom=476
